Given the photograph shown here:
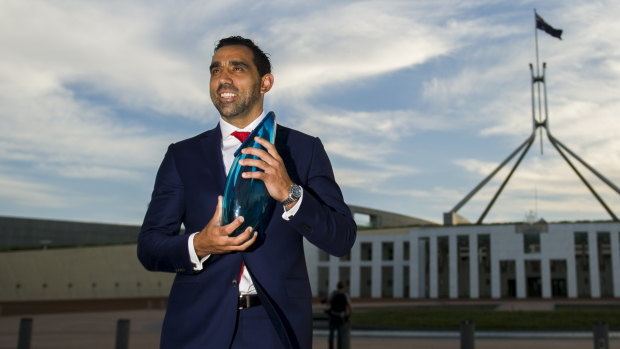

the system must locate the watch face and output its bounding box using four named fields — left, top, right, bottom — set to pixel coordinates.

left=291, top=185, right=302, bottom=199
